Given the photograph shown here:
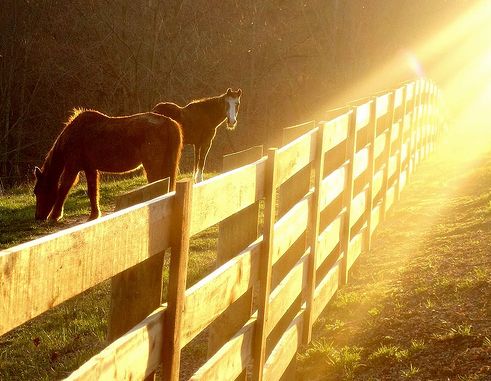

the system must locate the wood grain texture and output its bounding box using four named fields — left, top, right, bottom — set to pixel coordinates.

left=354, top=101, right=372, bottom=131
left=190, top=157, right=266, bottom=236
left=312, top=259, right=341, bottom=322
left=322, top=113, right=350, bottom=151
left=347, top=227, right=365, bottom=271
left=0, top=193, right=173, bottom=336
left=114, top=178, right=170, bottom=211
left=182, top=240, right=261, bottom=347
left=319, top=164, right=347, bottom=211
left=263, top=311, right=304, bottom=381
left=316, top=214, right=342, bottom=268
left=267, top=251, right=309, bottom=336
left=191, top=318, right=255, bottom=381
left=275, top=128, right=318, bottom=186
left=67, top=306, right=166, bottom=381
